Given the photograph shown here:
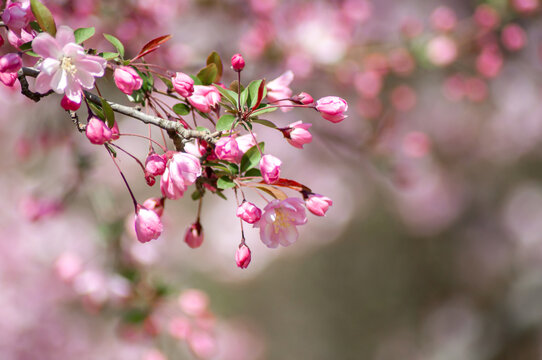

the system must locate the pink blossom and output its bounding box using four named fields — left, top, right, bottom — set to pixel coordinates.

left=2, top=1, right=32, bottom=33
left=7, top=27, right=35, bottom=48
left=474, top=5, right=500, bottom=29
left=160, top=152, right=202, bottom=199
left=0, top=53, right=22, bottom=73
left=236, top=244, right=251, bottom=269
left=184, top=139, right=207, bottom=158
left=54, top=252, right=83, bottom=283
left=426, top=35, right=458, bottom=67
left=295, top=92, right=314, bottom=105
left=259, top=154, right=281, bottom=184
left=305, top=194, right=333, bottom=216
left=266, top=70, right=294, bottom=111
left=188, top=85, right=220, bottom=113
left=32, top=26, right=106, bottom=102
left=214, top=136, right=240, bottom=162
left=502, top=24, right=527, bottom=52
left=316, top=96, right=348, bottom=123
left=85, top=116, right=112, bottom=145
left=0, top=34, right=3, bottom=48
left=188, top=330, right=217, bottom=359
left=142, top=197, right=165, bottom=217
left=231, top=53, right=245, bottom=71
left=0, top=72, right=17, bottom=87
left=283, top=121, right=312, bottom=149
left=430, top=6, right=457, bottom=32
left=60, top=94, right=81, bottom=111
left=179, top=289, right=209, bottom=316
left=236, top=201, right=262, bottom=224
left=184, top=221, right=204, bottom=248
left=236, top=133, right=257, bottom=153
left=134, top=205, right=163, bottom=243
left=172, top=72, right=194, bottom=97
left=512, top=0, right=539, bottom=13
left=476, top=45, right=503, bottom=78
left=145, top=152, right=167, bottom=176
left=114, top=66, right=143, bottom=95
left=355, top=70, right=383, bottom=98
left=256, top=198, right=307, bottom=248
